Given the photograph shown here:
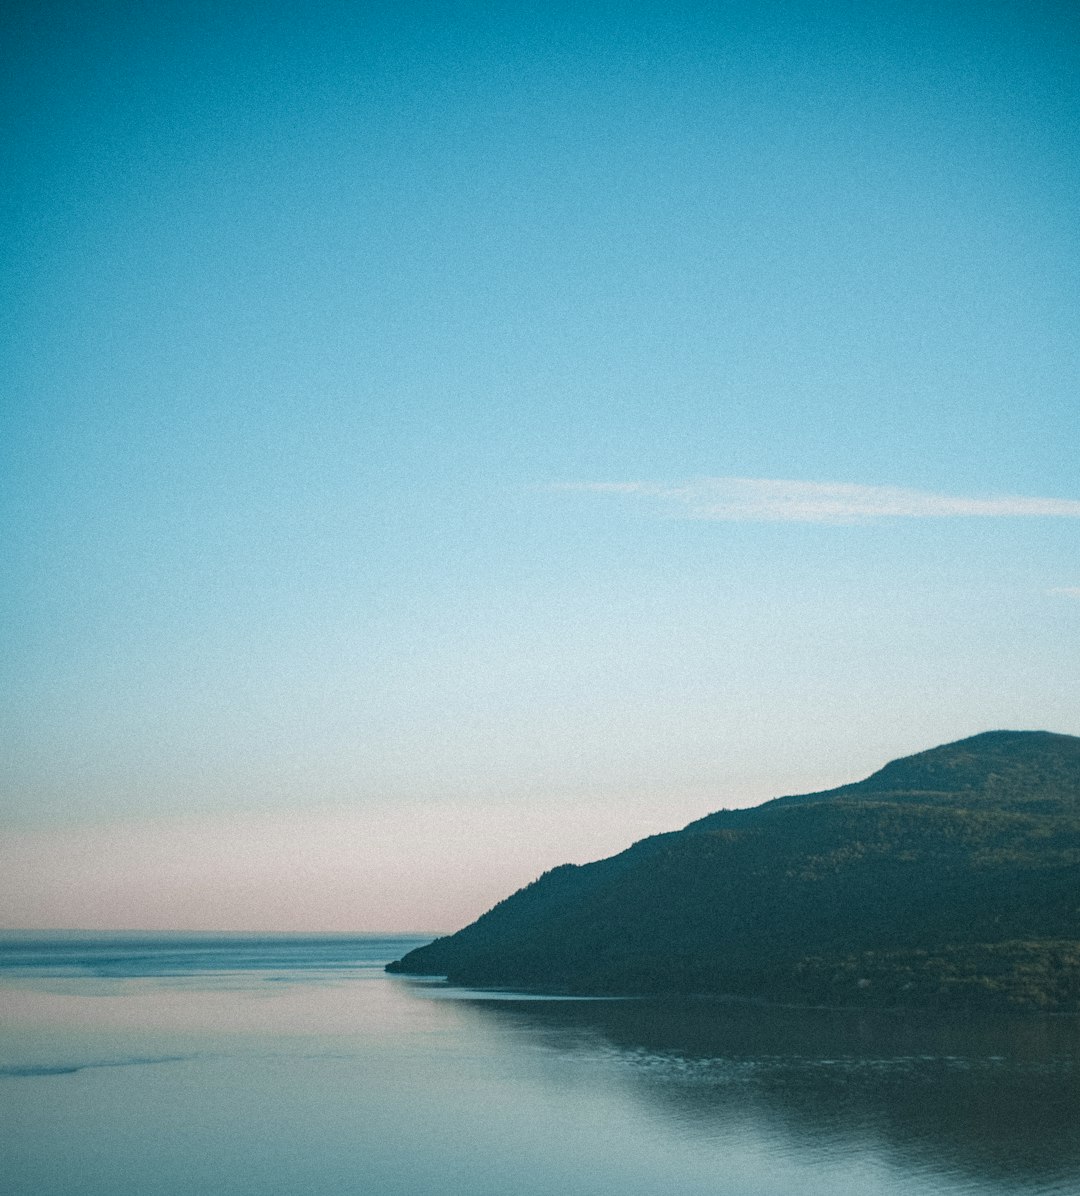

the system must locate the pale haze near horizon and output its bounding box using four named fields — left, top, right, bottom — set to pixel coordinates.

left=2, top=1, right=1078, bottom=931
